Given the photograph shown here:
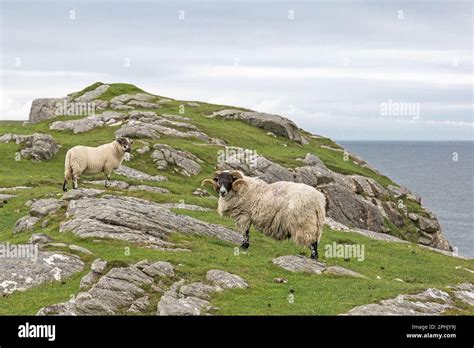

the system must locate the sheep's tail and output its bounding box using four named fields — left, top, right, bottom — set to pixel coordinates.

left=63, top=150, right=73, bottom=192
left=64, top=150, right=73, bottom=180
left=292, top=202, right=326, bottom=247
